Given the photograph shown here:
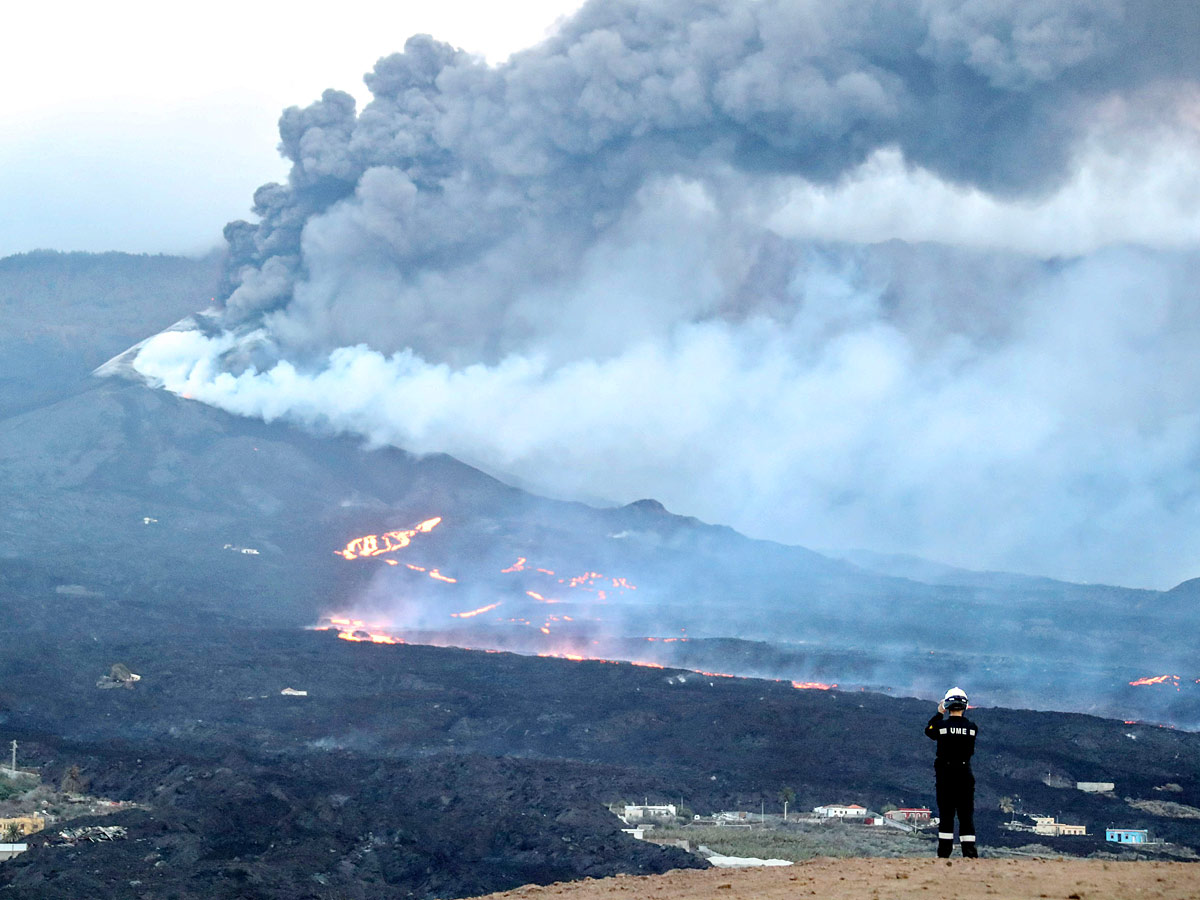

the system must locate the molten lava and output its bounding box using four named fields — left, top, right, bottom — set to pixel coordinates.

left=452, top=602, right=502, bottom=619
left=502, top=560, right=637, bottom=595
left=335, top=517, right=442, bottom=560
left=1129, top=674, right=1181, bottom=689
left=324, top=521, right=847, bottom=694
left=320, top=617, right=407, bottom=645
